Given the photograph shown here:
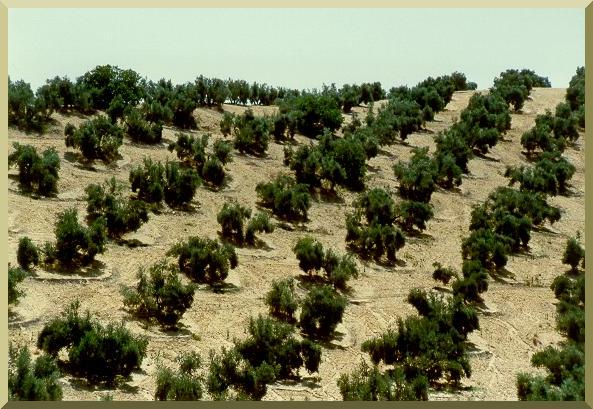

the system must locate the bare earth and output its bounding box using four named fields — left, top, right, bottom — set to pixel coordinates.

left=8, top=88, right=585, bottom=401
